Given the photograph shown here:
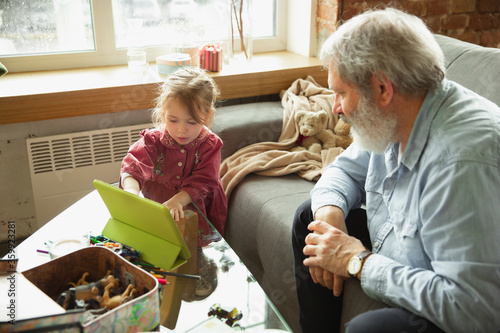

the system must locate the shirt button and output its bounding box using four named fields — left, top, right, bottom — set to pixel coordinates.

left=180, top=149, right=185, bottom=153
left=373, top=241, right=380, bottom=249
left=178, top=162, right=183, bottom=167
left=176, top=176, right=180, bottom=179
